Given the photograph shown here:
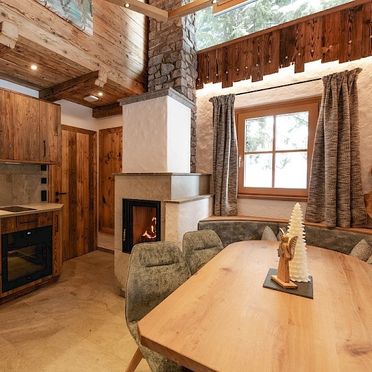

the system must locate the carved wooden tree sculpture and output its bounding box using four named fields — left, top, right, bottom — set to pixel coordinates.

left=271, top=229, right=298, bottom=289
